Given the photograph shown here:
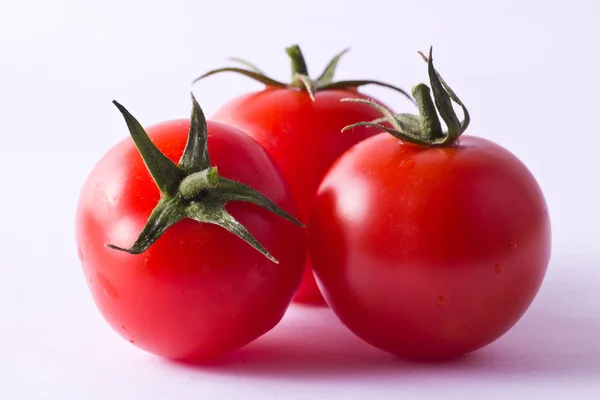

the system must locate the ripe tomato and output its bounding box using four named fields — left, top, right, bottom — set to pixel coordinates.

left=195, top=44, right=412, bottom=305
left=76, top=96, right=306, bottom=361
left=308, top=50, right=551, bottom=359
